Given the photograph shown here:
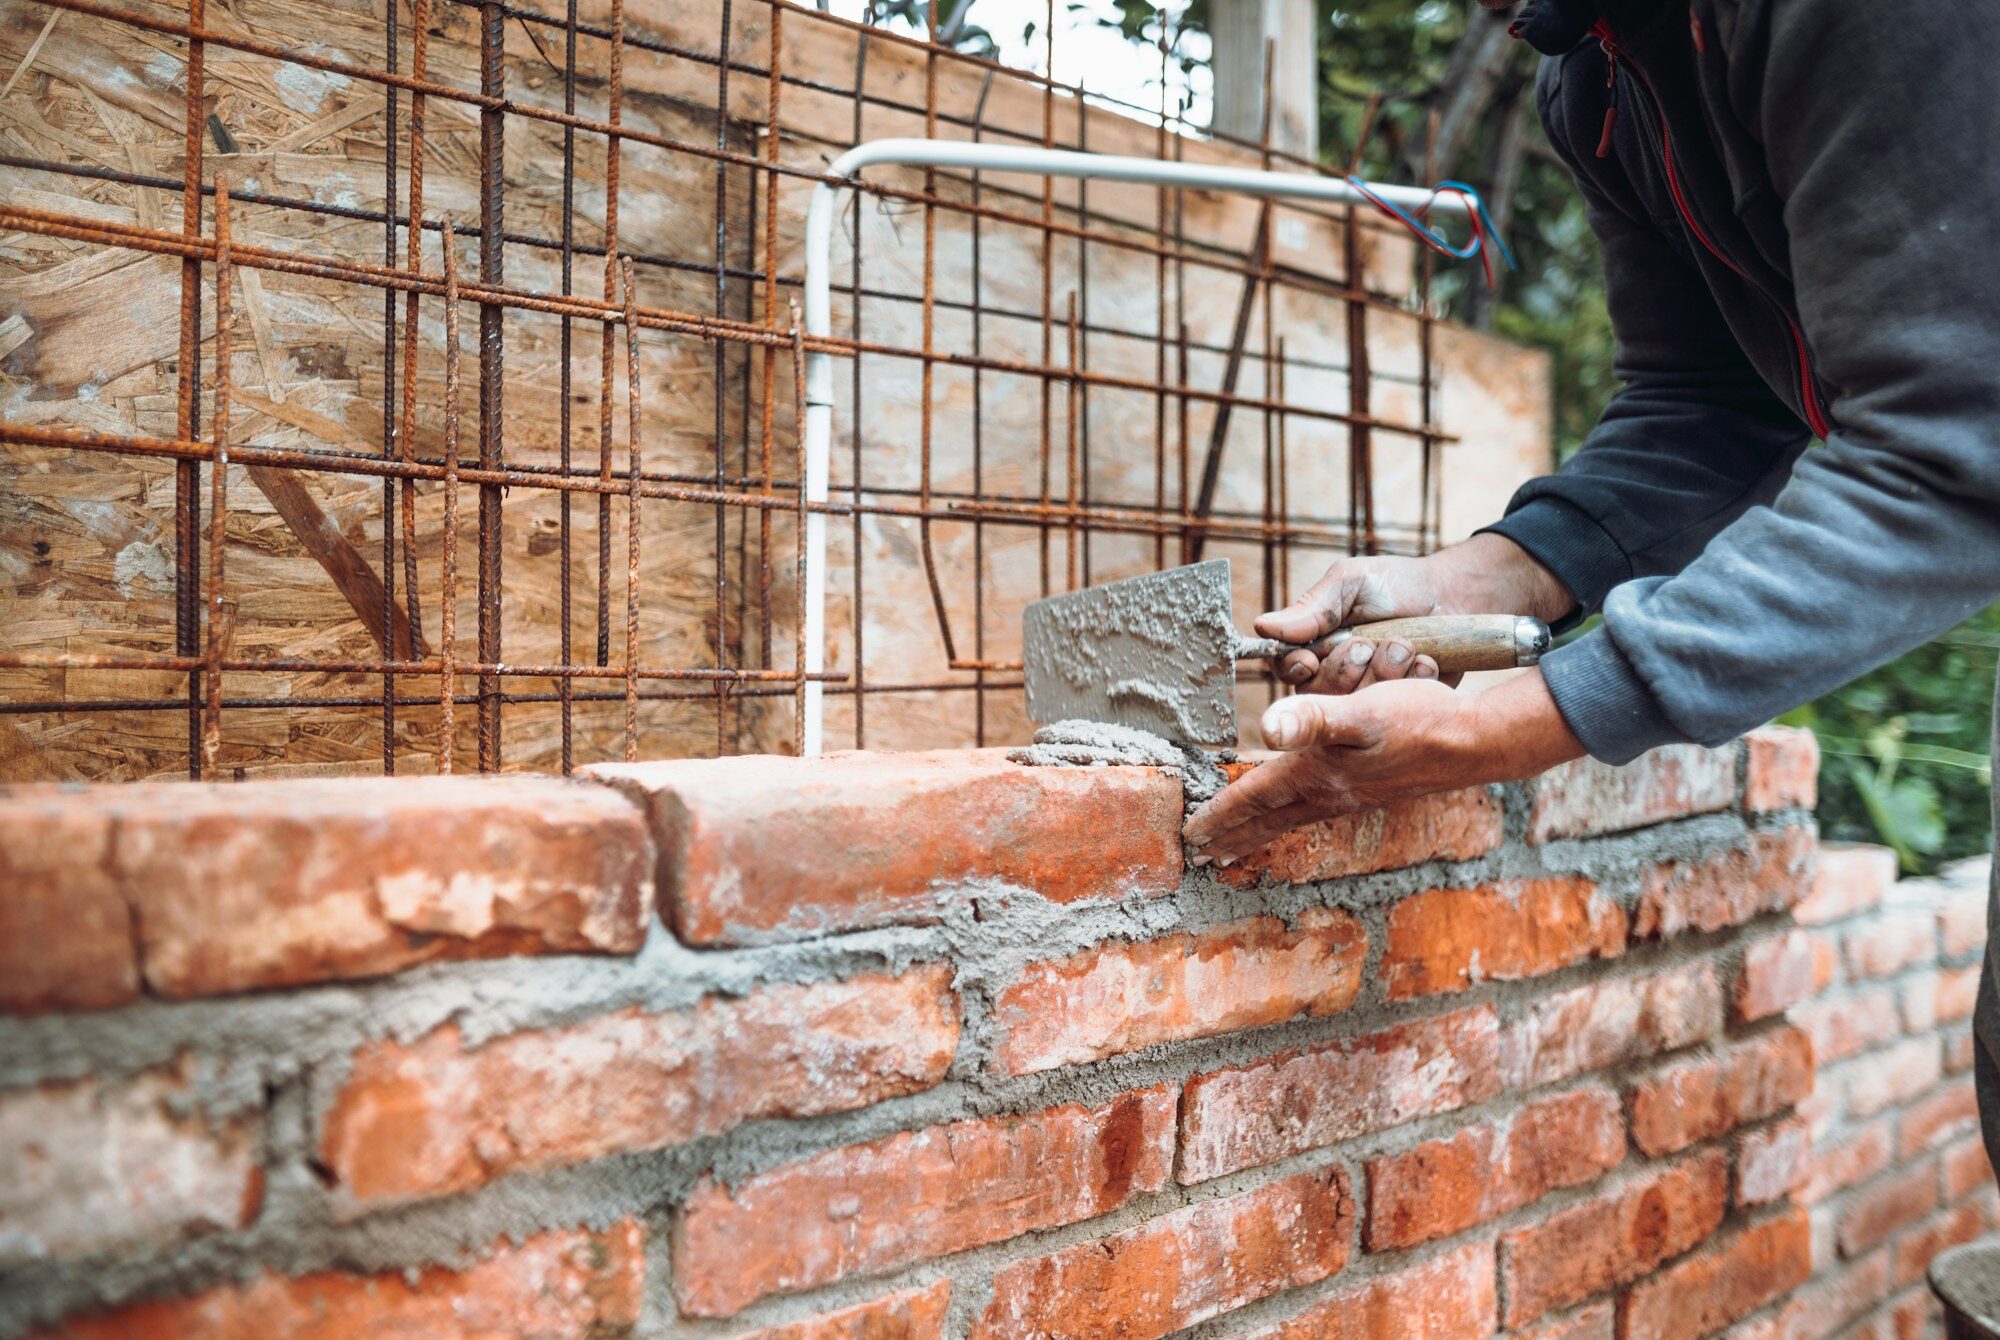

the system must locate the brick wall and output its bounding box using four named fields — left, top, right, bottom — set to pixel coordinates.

left=0, top=726, right=1991, bottom=1338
